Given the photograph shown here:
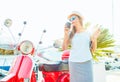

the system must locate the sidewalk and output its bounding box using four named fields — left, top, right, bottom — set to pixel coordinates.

left=106, top=71, right=120, bottom=82
left=93, top=63, right=120, bottom=82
